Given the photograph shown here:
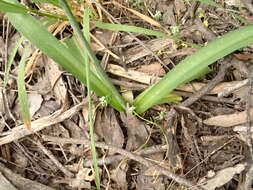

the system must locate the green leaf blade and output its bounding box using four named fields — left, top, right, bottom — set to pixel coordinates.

left=0, top=0, right=28, bottom=13
left=17, top=45, right=31, bottom=130
left=7, top=12, right=125, bottom=111
left=134, top=25, right=253, bottom=113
